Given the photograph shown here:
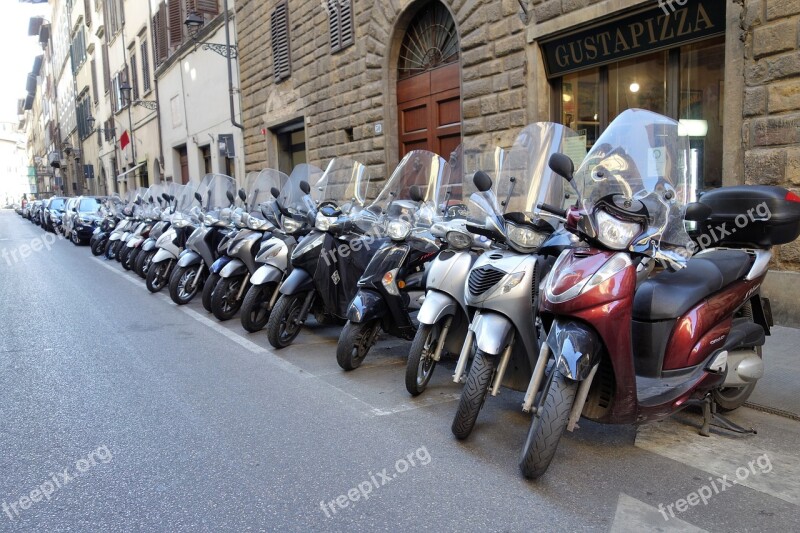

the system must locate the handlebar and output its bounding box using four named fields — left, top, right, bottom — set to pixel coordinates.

left=537, top=202, right=568, bottom=219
